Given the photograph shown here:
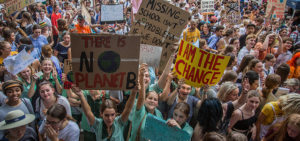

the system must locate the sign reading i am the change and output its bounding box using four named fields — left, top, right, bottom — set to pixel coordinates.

left=225, top=1, right=241, bottom=25
left=173, top=40, right=230, bottom=87
left=266, top=0, right=287, bottom=19
left=71, top=34, right=140, bottom=90
left=130, top=0, right=190, bottom=74
left=5, top=0, right=34, bottom=15
left=101, top=4, right=124, bottom=23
